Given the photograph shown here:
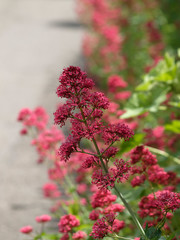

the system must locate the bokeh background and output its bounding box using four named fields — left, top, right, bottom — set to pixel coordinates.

left=0, top=0, right=84, bottom=239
